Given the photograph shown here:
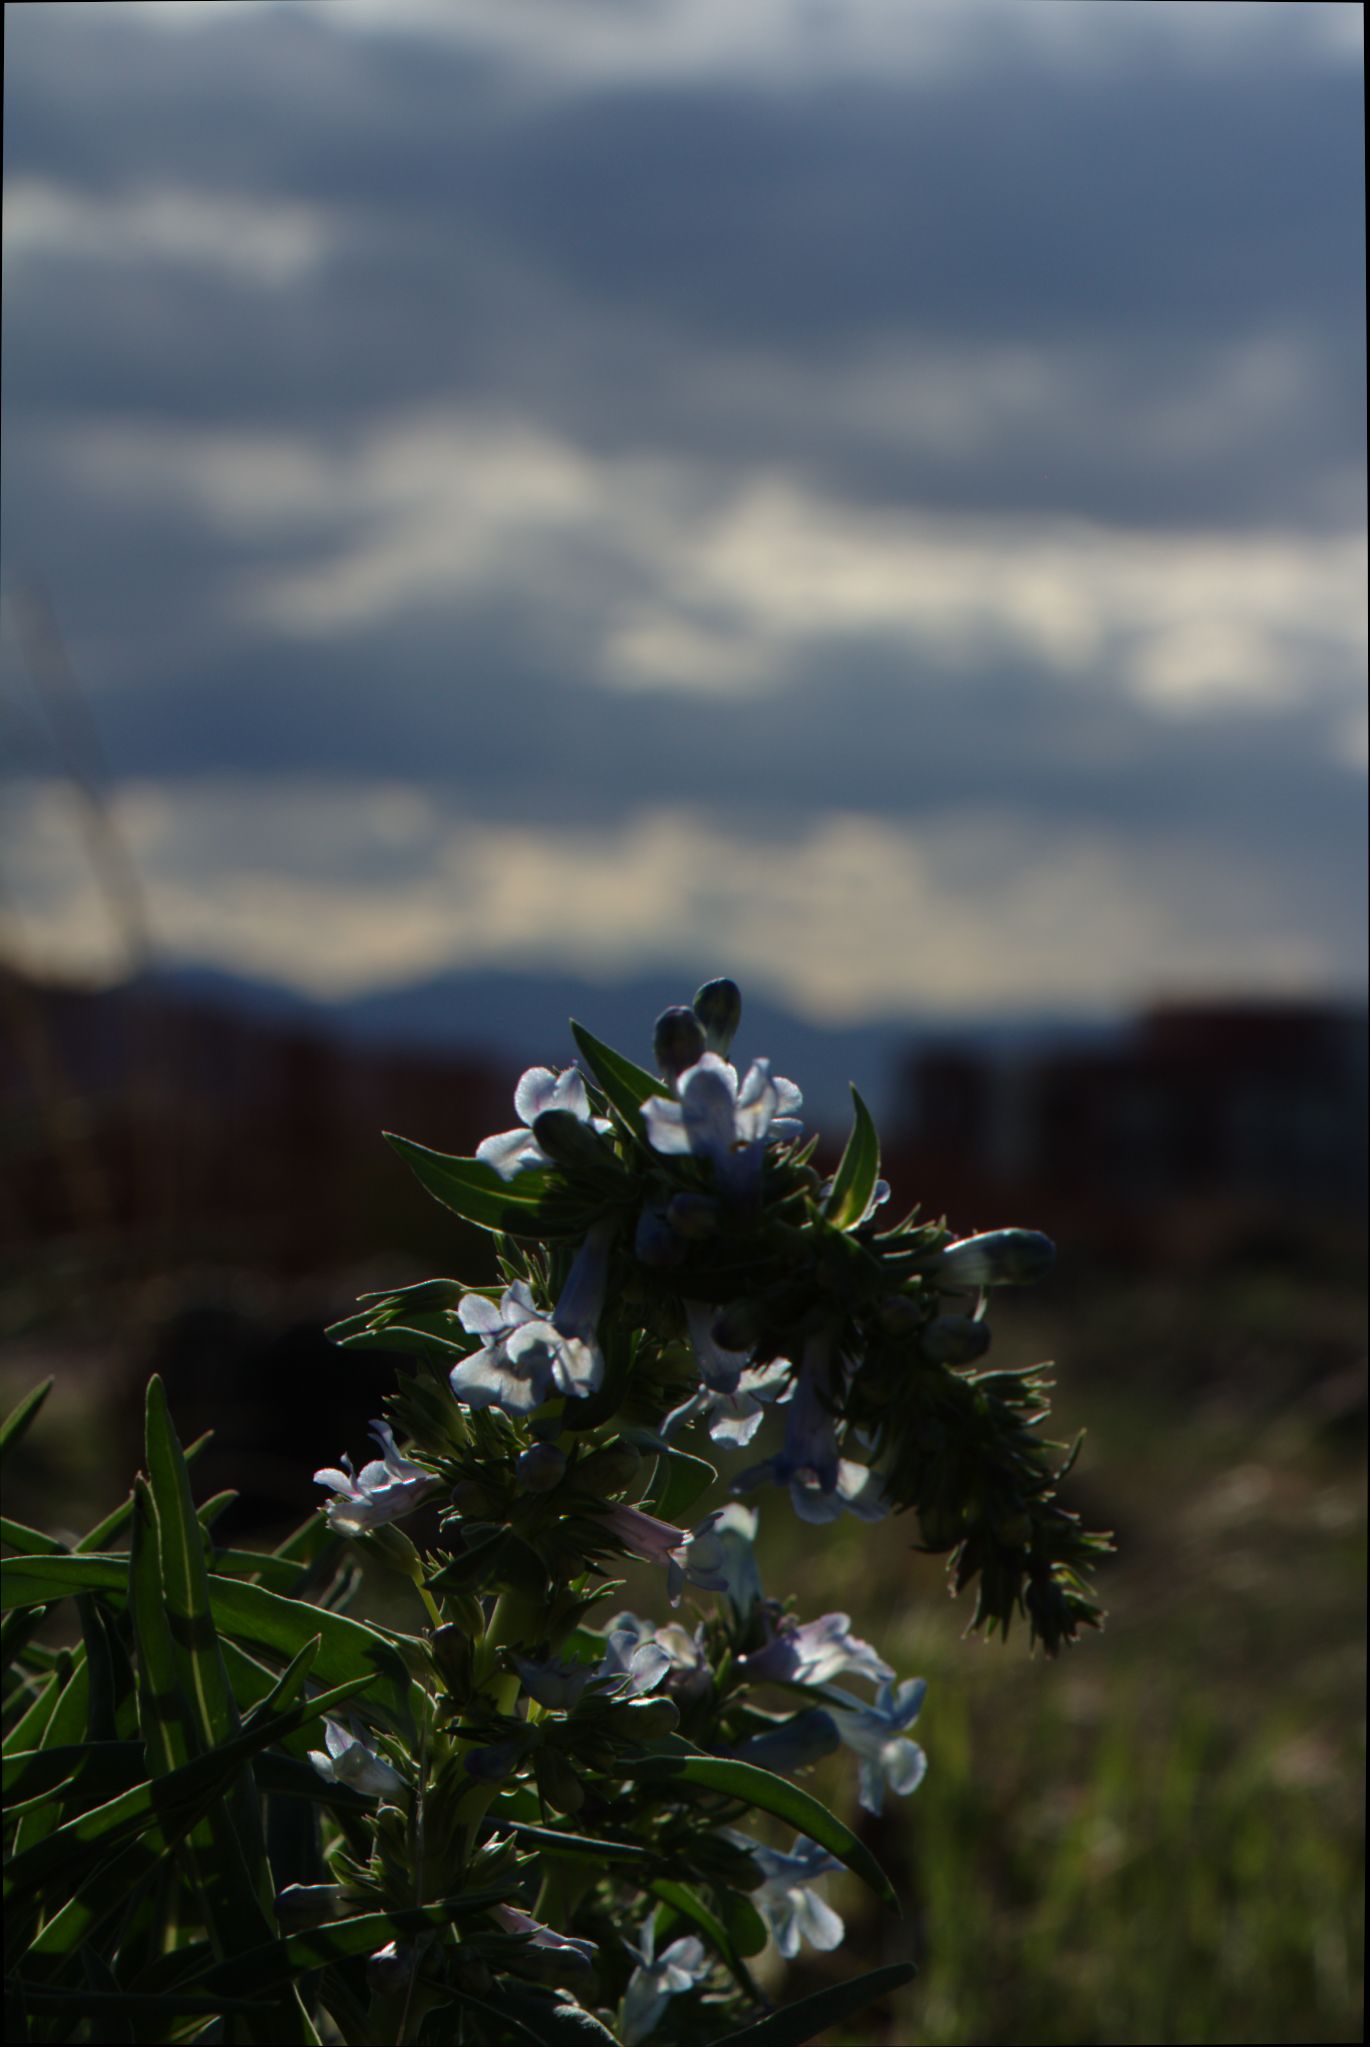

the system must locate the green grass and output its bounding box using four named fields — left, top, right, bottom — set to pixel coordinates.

left=751, top=1377, right=1365, bottom=2046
